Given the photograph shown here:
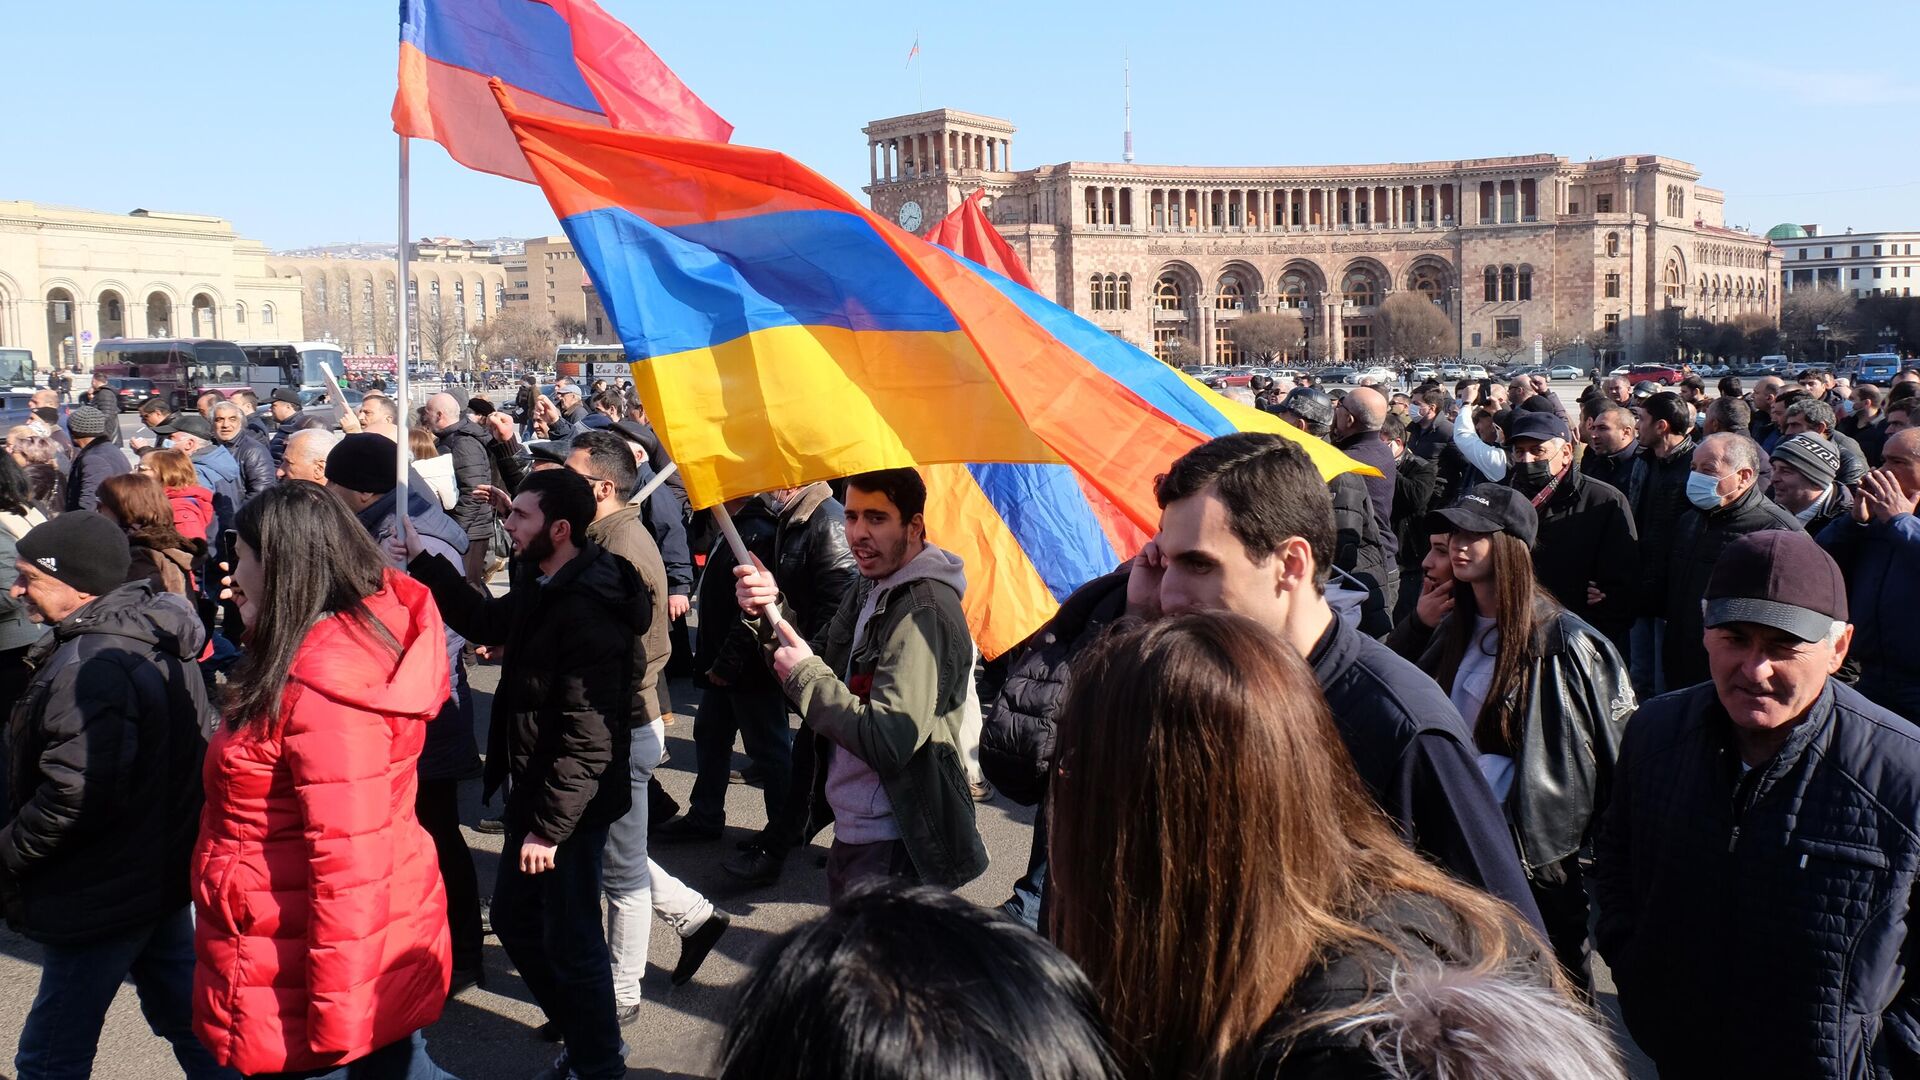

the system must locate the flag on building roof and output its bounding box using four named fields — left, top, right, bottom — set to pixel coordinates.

left=489, top=83, right=1363, bottom=654
left=392, top=0, right=732, bottom=182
